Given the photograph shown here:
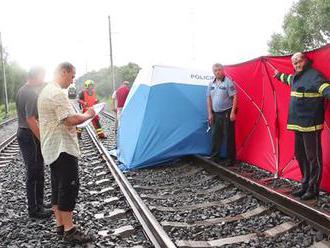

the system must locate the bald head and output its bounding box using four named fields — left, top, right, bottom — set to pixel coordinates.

left=291, top=52, right=305, bottom=62
left=54, top=62, right=76, bottom=89
left=291, top=52, right=307, bottom=72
